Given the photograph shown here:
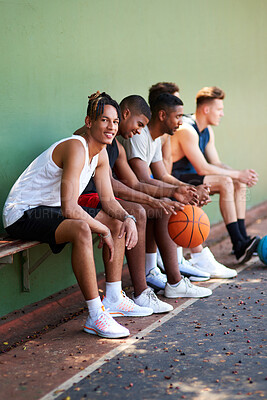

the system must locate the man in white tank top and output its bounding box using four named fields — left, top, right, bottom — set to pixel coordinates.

left=3, top=92, right=153, bottom=339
